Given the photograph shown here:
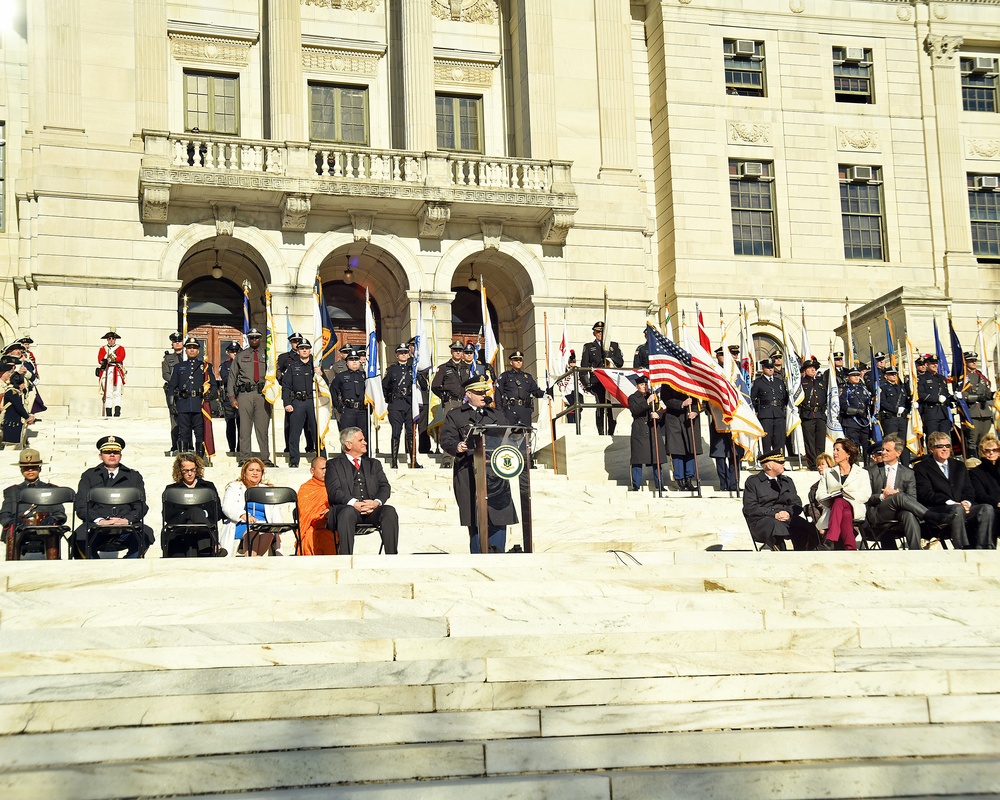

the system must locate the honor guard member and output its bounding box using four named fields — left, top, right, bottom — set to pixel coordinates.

left=840, top=367, right=873, bottom=452
left=431, top=341, right=469, bottom=421
left=865, top=352, right=888, bottom=393
left=331, top=348, right=369, bottom=443
left=751, top=358, right=788, bottom=455
left=706, top=348, right=740, bottom=490
left=580, top=321, right=624, bottom=436
left=879, top=366, right=911, bottom=465
left=497, top=351, right=544, bottom=429
left=281, top=338, right=323, bottom=469
left=227, top=329, right=273, bottom=466
left=162, top=332, right=185, bottom=453
left=633, top=337, right=649, bottom=370
left=440, top=375, right=516, bottom=553
left=799, top=358, right=827, bottom=470
left=1, top=357, right=34, bottom=448
left=963, top=352, right=993, bottom=456
left=98, top=331, right=126, bottom=417
left=218, top=342, right=241, bottom=455
left=167, top=338, right=218, bottom=458
left=832, top=352, right=847, bottom=386
left=278, top=332, right=314, bottom=456
left=916, top=354, right=952, bottom=442
left=383, top=343, right=423, bottom=469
